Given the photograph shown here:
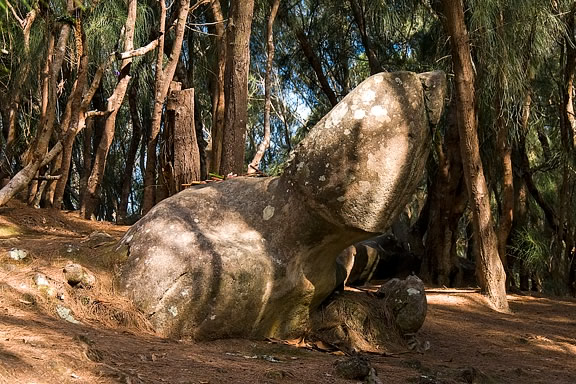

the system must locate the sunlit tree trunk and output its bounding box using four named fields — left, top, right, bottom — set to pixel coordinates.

left=142, top=0, right=191, bottom=214
left=0, top=8, right=72, bottom=207
left=0, top=5, right=38, bottom=180
left=208, top=0, right=227, bottom=175
left=248, top=0, right=280, bottom=174
left=438, top=0, right=508, bottom=311
left=220, top=0, right=256, bottom=176
left=80, top=0, right=137, bottom=219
